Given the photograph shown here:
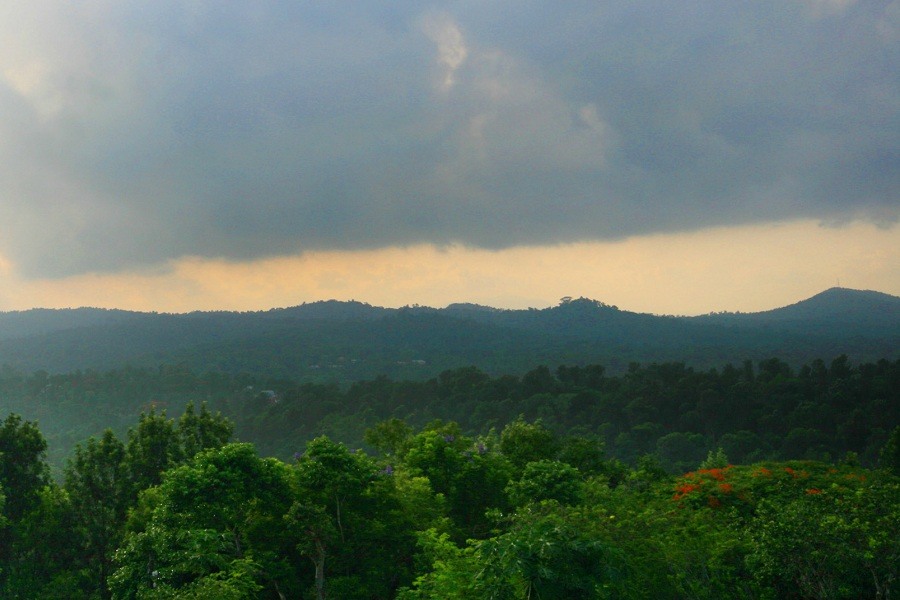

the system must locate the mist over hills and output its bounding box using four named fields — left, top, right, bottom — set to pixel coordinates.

left=0, top=287, right=896, bottom=381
